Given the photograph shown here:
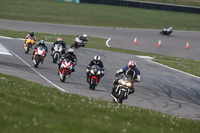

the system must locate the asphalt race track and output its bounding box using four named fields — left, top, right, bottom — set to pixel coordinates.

left=0, top=37, right=200, bottom=120
left=0, top=20, right=200, bottom=60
